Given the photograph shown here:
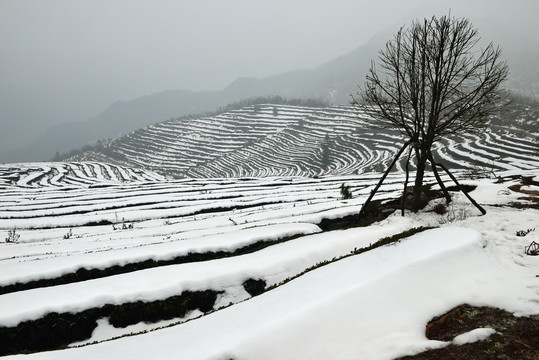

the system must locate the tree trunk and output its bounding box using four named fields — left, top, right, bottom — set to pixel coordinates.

left=412, top=151, right=428, bottom=211
left=401, top=147, right=413, bottom=216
